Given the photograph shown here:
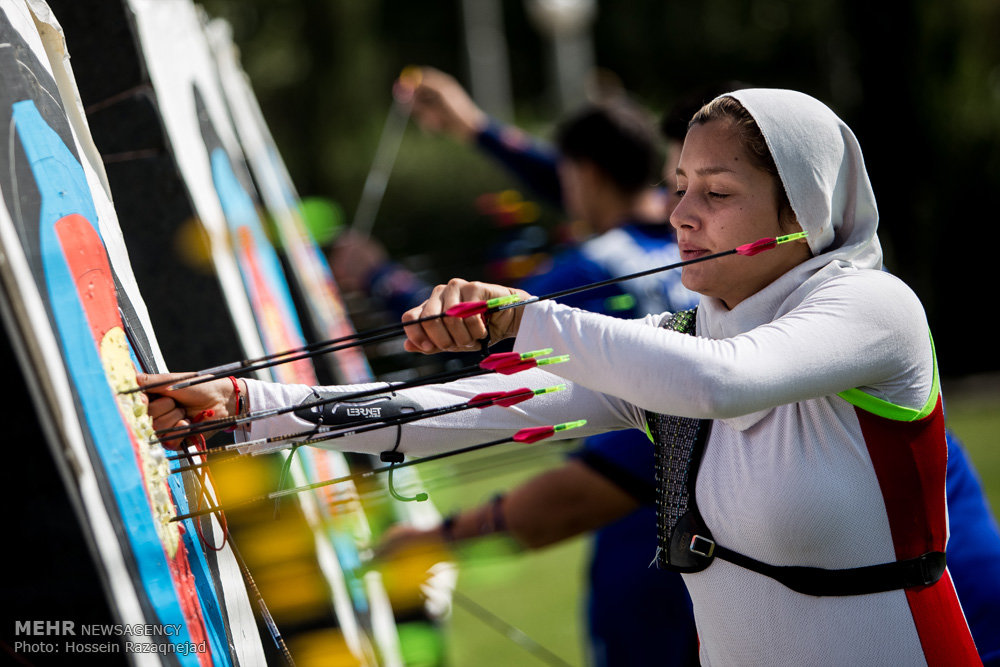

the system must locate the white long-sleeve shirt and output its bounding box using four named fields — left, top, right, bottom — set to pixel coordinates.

left=243, top=265, right=979, bottom=666
left=244, top=267, right=930, bottom=455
